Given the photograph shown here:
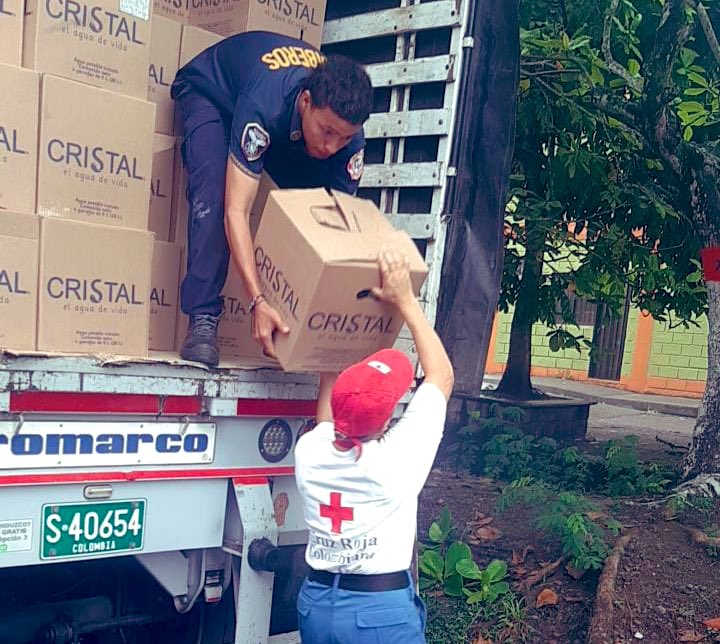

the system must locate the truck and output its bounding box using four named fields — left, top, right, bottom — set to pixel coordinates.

left=0, top=0, right=517, bottom=641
